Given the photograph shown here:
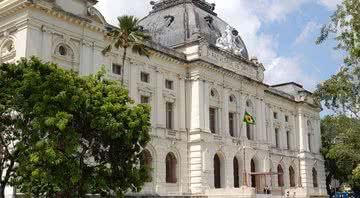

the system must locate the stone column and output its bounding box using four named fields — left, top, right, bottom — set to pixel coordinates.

left=155, top=70, right=165, bottom=128
left=189, top=79, right=206, bottom=132
left=203, top=81, right=210, bottom=132
left=236, top=93, right=242, bottom=138
left=255, top=99, right=262, bottom=141
left=178, top=77, right=186, bottom=131
left=260, top=100, right=267, bottom=142
left=296, top=109, right=307, bottom=152
left=269, top=107, right=275, bottom=146
left=223, top=89, right=229, bottom=137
